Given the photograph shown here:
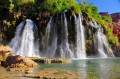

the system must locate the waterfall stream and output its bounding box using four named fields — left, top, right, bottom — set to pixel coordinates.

left=90, top=20, right=114, bottom=57
left=9, top=19, right=40, bottom=57
left=45, top=14, right=74, bottom=58
left=74, top=14, right=86, bottom=58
